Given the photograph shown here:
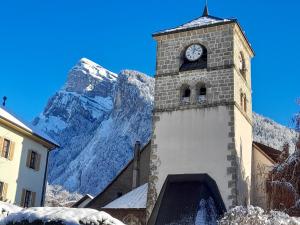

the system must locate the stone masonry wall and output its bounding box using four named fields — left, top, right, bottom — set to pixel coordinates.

left=147, top=21, right=254, bottom=220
